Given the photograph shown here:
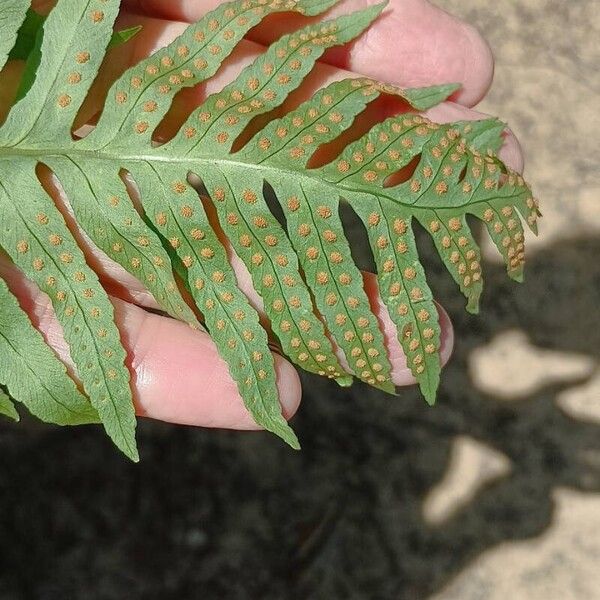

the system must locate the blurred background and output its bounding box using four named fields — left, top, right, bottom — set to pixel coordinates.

left=0, top=1, right=598, bottom=599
